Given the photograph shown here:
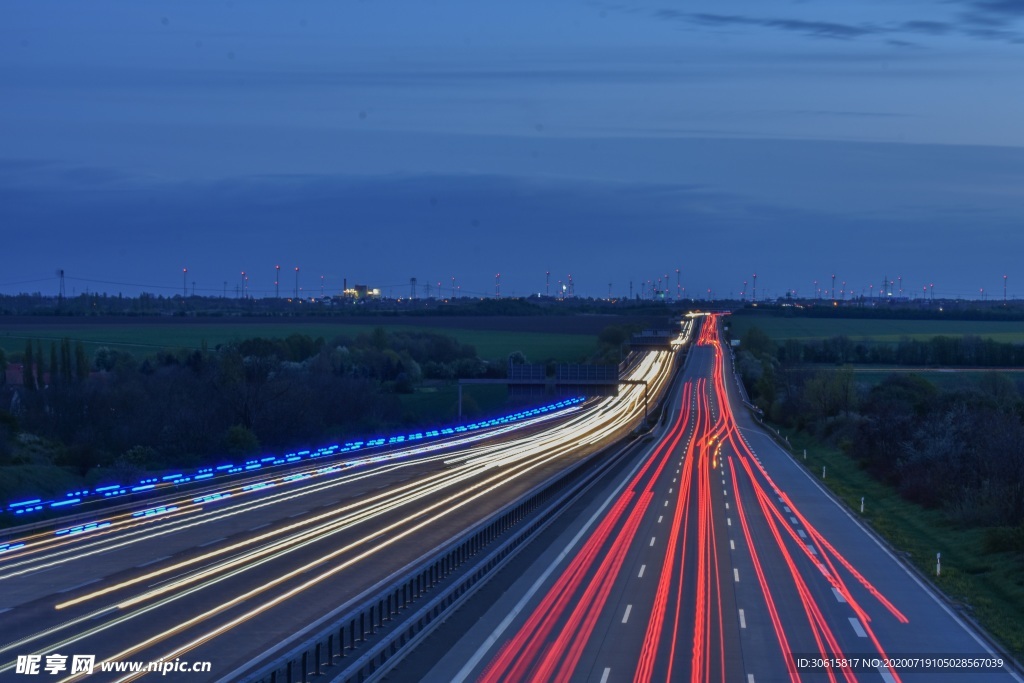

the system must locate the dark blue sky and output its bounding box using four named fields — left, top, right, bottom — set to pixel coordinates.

left=3, top=1, right=1023, bottom=300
